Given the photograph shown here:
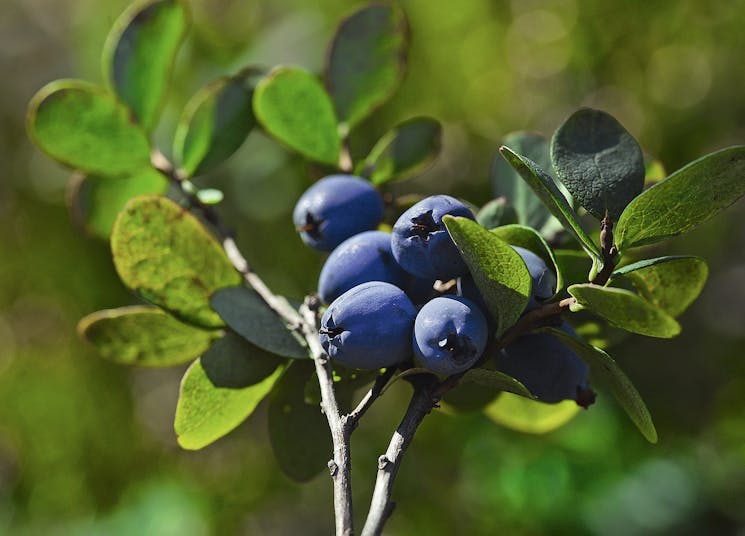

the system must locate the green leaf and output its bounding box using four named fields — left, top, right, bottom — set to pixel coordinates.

left=78, top=305, right=219, bottom=367
left=268, top=360, right=331, bottom=482
left=443, top=216, right=532, bottom=336
left=491, top=224, right=563, bottom=296
left=551, top=108, right=644, bottom=221
left=210, top=287, right=308, bottom=359
left=491, top=132, right=554, bottom=229
left=253, top=67, right=340, bottom=166
left=548, top=327, right=658, bottom=443
left=325, top=3, right=408, bottom=131
left=484, top=392, right=580, bottom=434
left=359, top=116, right=442, bottom=185
left=553, top=249, right=592, bottom=290
left=68, top=169, right=168, bottom=239
left=27, top=80, right=152, bottom=176
left=174, top=69, right=261, bottom=177
left=612, top=256, right=708, bottom=317
left=616, top=146, right=745, bottom=250
left=103, top=0, right=189, bottom=131
left=568, top=283, right=681, bottom=338
left=476, top=198, right=518, bottom=229
left=460, top=368, right=532, bottom=398
left=175, top=332, right=285, bottom=450
left=498, top=146, right=603, bottom=267
left=111, top=195, right=242, bottom=328
left=441, top=383, right=499, bottom=413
